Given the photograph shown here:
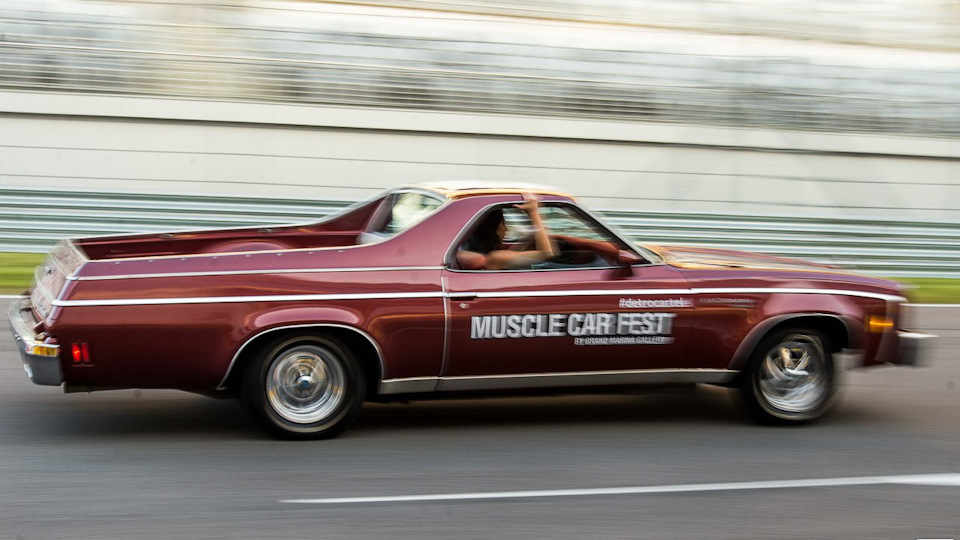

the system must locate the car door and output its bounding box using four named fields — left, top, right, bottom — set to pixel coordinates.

left=439, top=202, right=701, bottom=391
